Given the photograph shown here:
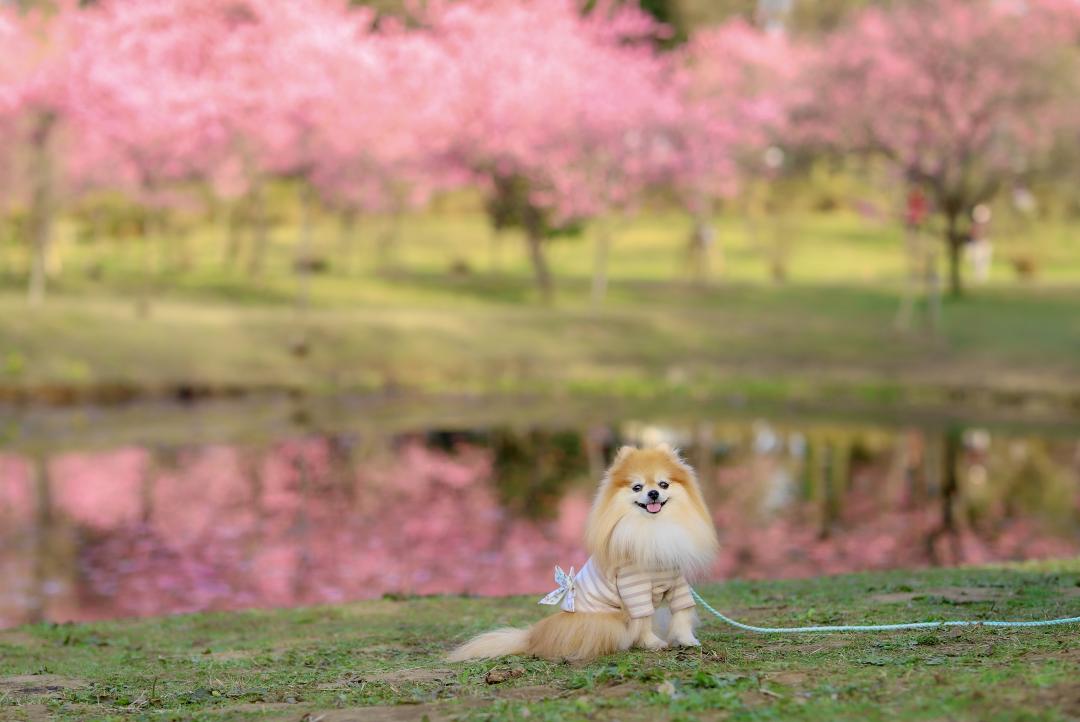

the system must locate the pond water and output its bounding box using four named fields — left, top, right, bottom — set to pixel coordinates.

left=2, top=400, right=1079, bottom=629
